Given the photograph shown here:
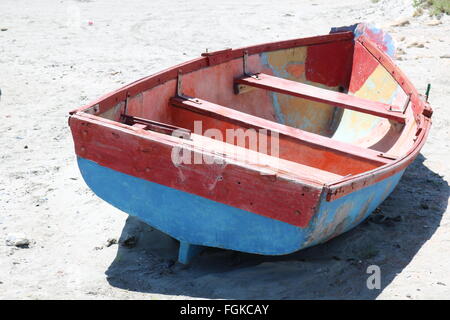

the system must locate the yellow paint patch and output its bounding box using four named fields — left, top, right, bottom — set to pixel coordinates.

left=278, top=94, right=336, bottom=135
left=332, top=64, right=401, bottom=143
left=267, top=46, right=307, bottom=75
left=354, top=65, right=398, bottom=102
left=349, top=64, right=398, bottom=131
